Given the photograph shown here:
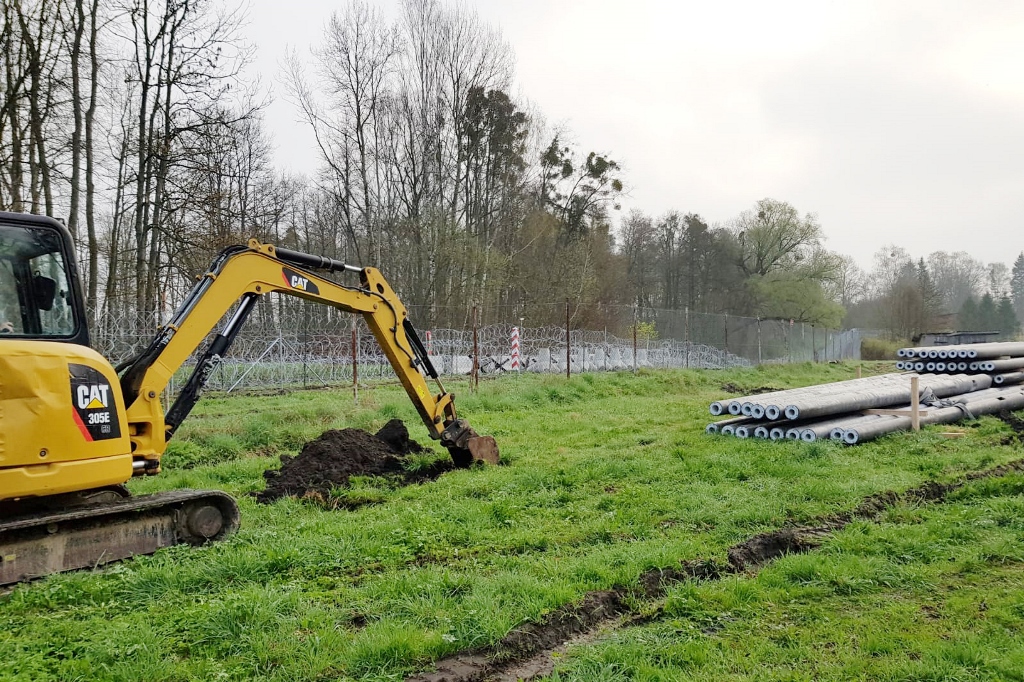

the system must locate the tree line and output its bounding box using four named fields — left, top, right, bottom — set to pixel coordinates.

left=1, top=0, right=1021, bottom=341
left=842, top=247, right=1024, bottom=341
